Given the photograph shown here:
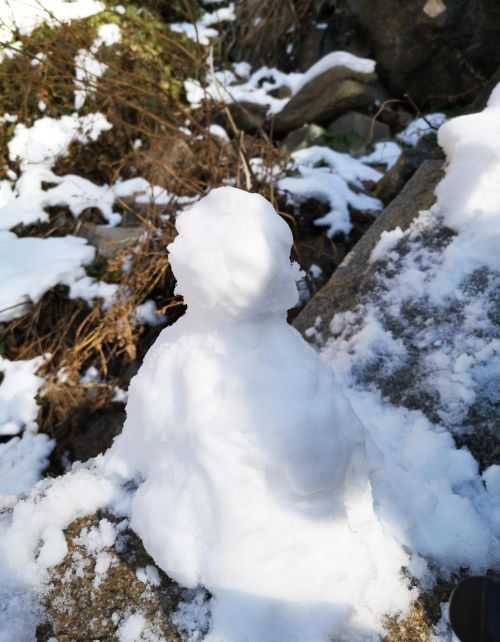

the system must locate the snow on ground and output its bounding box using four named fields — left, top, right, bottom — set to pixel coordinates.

left=0, top=355, right=53, bottom=495
left=397, top=113, right=447, bottom=146
left=0, top=232, right=119, bottom=321
left=74, top=23, right=122, bottom=111
left=0, top=0, right=105, bottom=61
left=278, top=145, right=383, bottom=236
left=316, top=86, right=500, bottom=638
left=170, top=2, right=235, bottom=46
left=2, top=112, right=179, bottom=229
left=0, top=0, right=498, bottom=639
